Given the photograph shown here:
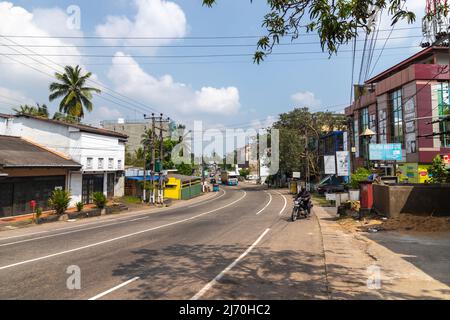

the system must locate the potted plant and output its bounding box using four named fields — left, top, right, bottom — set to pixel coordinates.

left=92, top=192, right=107, bottom=215
left=48, top=189, right=71, bottom=220
left=349, top=168, right=370, bottom=201
left=76, top=202, right=84, bottom=212
left=34, top=207, right=43, bottom=224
